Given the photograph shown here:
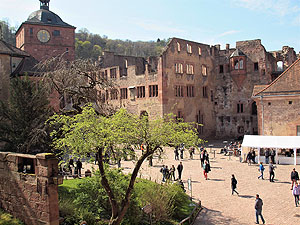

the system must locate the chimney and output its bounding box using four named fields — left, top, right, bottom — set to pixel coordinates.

left=226, top=44, right=230, bottom=51
left=215, top=44, right=220, bottom=51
